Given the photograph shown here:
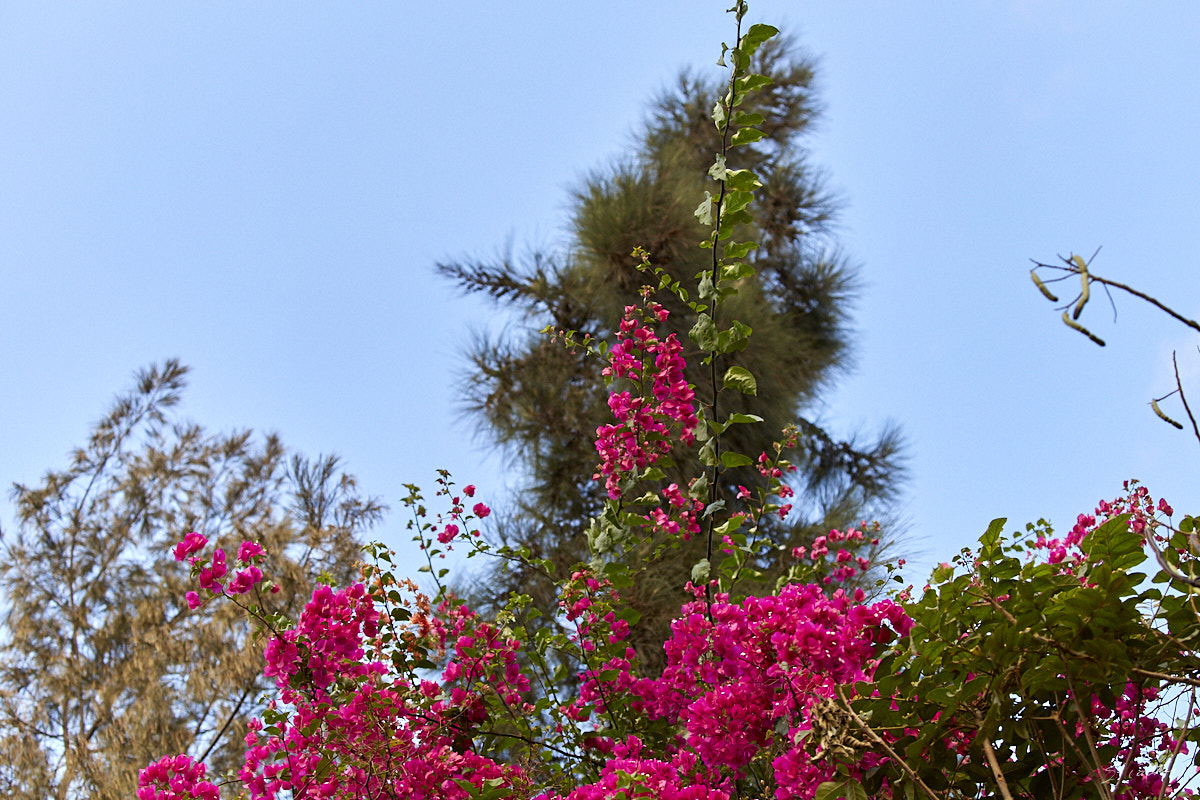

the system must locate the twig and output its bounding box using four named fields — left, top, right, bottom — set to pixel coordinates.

left=979, top=731, right=1017, bottom=800
left=833, top=685, right=944, bottom=800
left=1087, top=273, right=1200, bottom=334
left=1174, top=352, right=1200, bottom=445
left=1063, top=670, right=1115, bottom=800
